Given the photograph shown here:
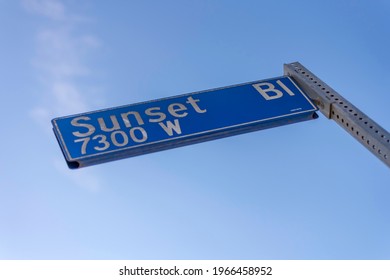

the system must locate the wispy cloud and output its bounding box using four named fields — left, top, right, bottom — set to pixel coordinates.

left=23, top=0, right=104, bottom=191
left=24, top=0, right=102, bottom=122
left=22, top=0, right=66, bottom=21
left=53, top=159, right=101, bottom=192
